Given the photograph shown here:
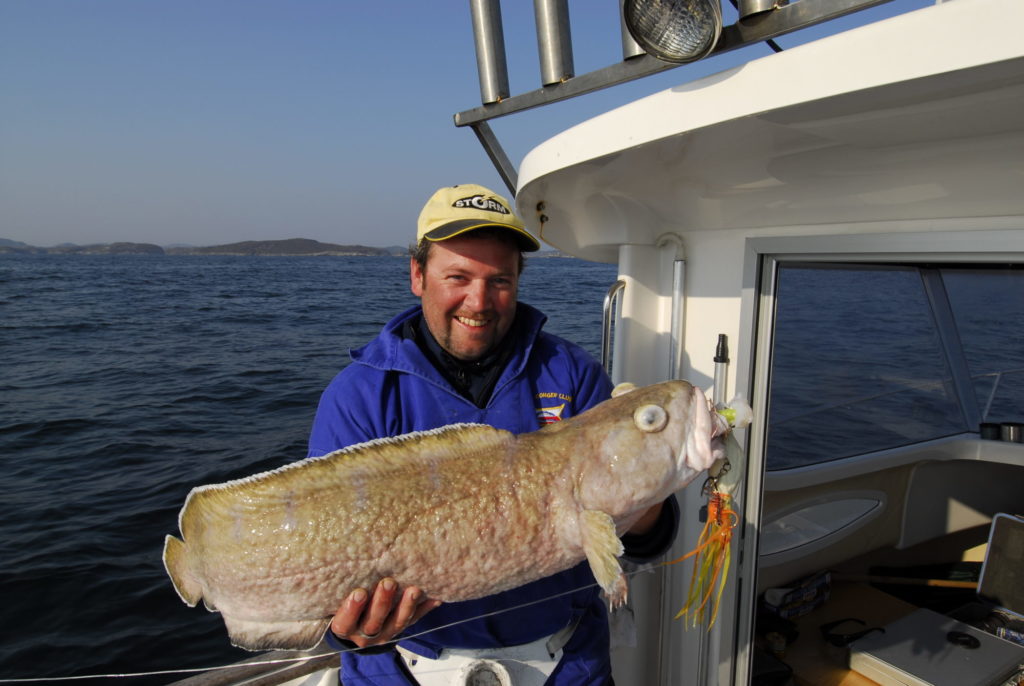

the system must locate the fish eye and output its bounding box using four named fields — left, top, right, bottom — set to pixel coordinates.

left=633, top=404, right=668, bottom=432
